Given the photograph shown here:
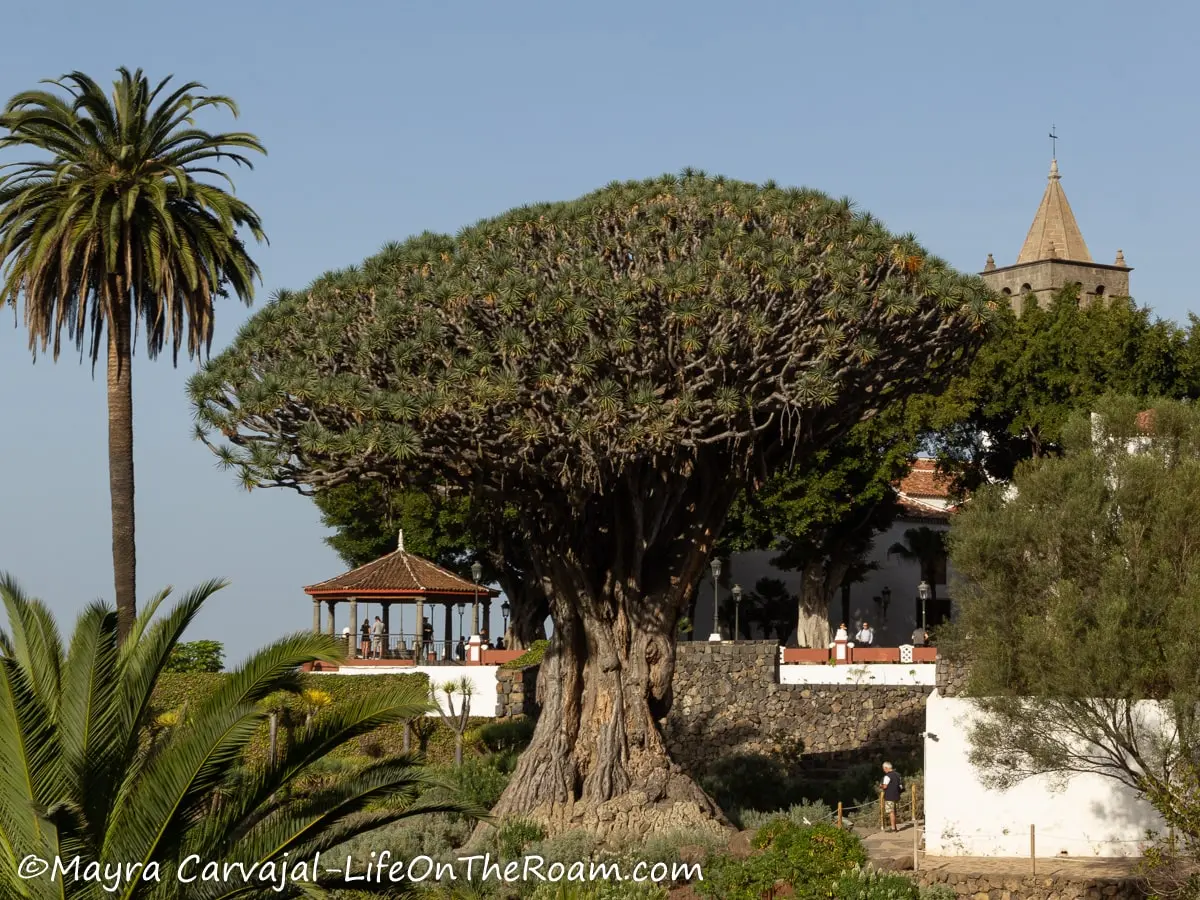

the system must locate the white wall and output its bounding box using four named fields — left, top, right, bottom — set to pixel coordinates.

left=712, top=518, right=954, bottom=648
left=312, top=664, right=501, bottom=717
left=924, top=692, right=1165, bottom=857
left=780, top=663, right=936, bottom=686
